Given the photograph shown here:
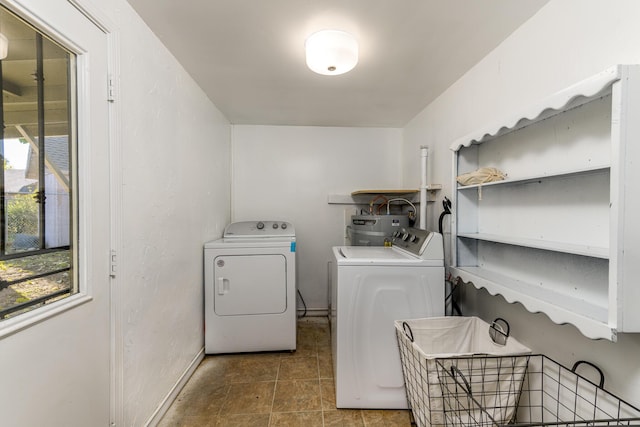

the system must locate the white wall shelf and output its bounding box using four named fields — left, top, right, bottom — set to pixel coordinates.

left=327, top=185, right=441, bottom=205
left=457, top=233, right=609, bottom=259
left=456, top=166, right=610, bottom=191
left=450, top=64, right=640, bottom=341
